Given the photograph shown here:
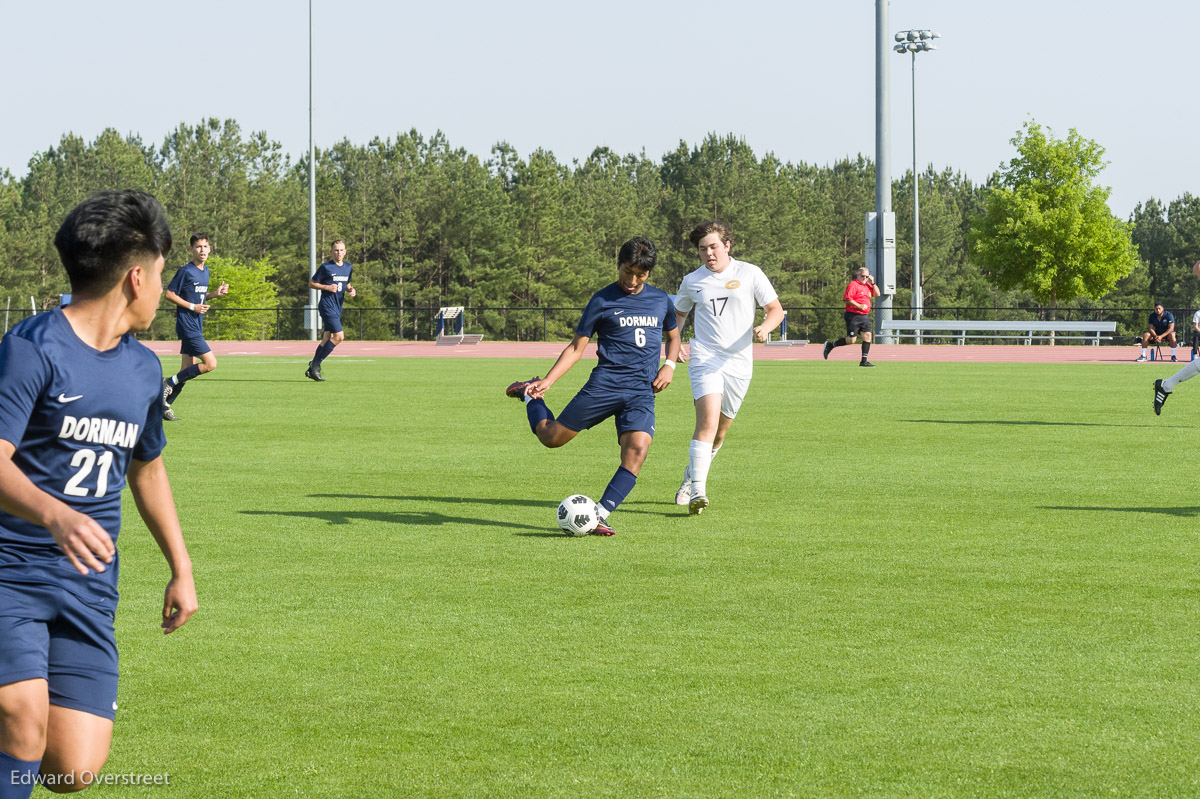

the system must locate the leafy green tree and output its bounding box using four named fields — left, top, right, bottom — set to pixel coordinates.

left=202, top=254, right=280, bottom=341
left=970, top=121, right=1138, bottom=314
left=5, top=131, right=156, bottom=307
